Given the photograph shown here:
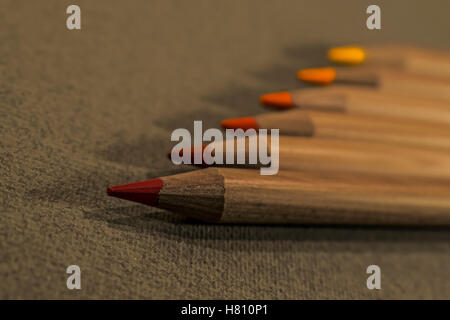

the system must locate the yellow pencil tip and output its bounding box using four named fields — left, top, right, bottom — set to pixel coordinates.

left=297, top=67, right=336, bottom=85
left=328, top=46, right=366, bottom=64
